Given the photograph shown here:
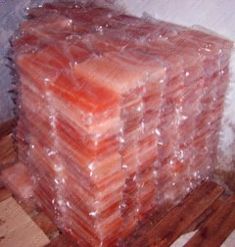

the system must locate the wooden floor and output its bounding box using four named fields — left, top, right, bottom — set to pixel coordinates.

left=0, top=119, right=235, bottom=247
